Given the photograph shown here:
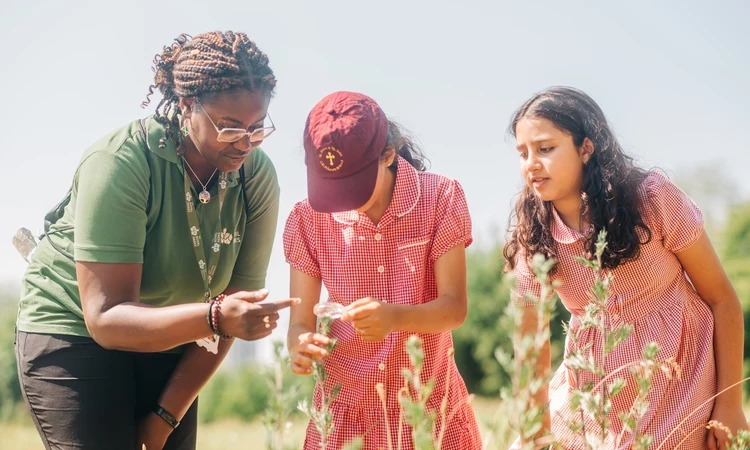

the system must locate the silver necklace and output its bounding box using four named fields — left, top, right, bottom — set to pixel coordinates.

left=182, top=157, right=218, bottom=204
